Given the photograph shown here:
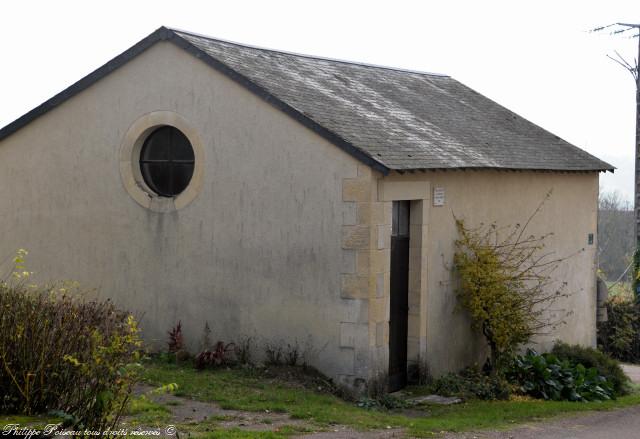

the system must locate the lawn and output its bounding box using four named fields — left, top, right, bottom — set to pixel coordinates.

left=3, top=359, right=640, bottom=438
left=135, top=359, right=640, bottom=438
left=0, top=414, right=61, bottom=430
